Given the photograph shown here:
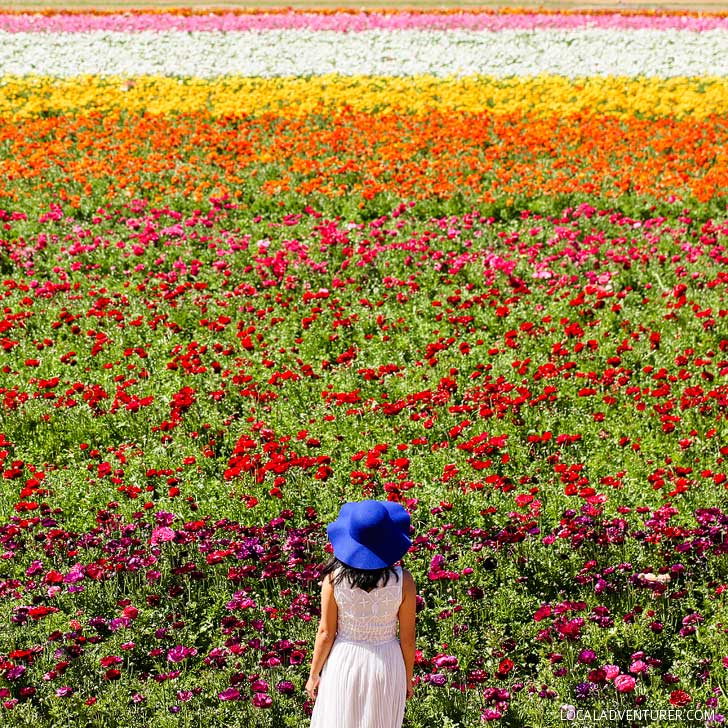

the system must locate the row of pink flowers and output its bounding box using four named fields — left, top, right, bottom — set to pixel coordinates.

left=1, top=9, right=727, bottom=33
